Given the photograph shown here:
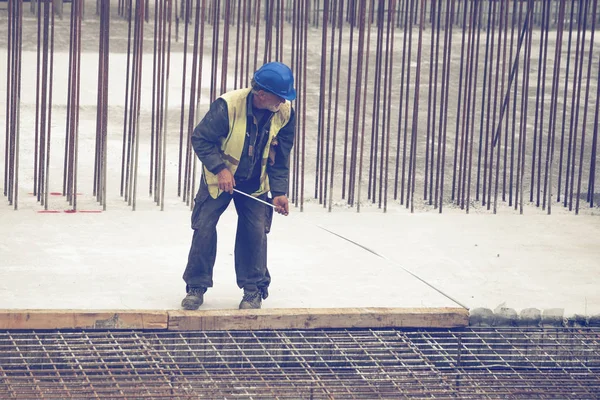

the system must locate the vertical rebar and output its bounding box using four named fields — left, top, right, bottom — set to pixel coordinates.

left=401, top=0, right=415, bottom=206
left=575, top=0, right=597, bottom=213
left=342, top=0, right=357, bottom=200
left=567, top=0, right=589, bottom=211
left=464, top=0, right=481, bottom=213
left=437, top=0, right=456, bottom=212
left=409, top=0, right=426, bottom=213
left=327, top=0, right=345, bottom=212
left=451, top=0, right=470, bottom=202
left=315, top=0, right=329, bottom=202
left=546, top=0, right=567, bottom=215
left=355, top=0, right=369, bottom=211
left=349, top=0, right=367, bottom=207
left=492, top=0, right=508, bottom=213
left=475, top=0, right=494, bottom=204
left=394, top=0, right=411, bottom=201
left=323, top=0, right=337, bottom=207
left=557, top=0, right=576, bottom=203
left=183, top=0, right=203, bottom=204
left=382, top=0, right=396, bottom=212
